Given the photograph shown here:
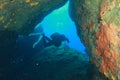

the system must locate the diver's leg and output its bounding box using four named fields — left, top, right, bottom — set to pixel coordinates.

left=33, top=35, right=43, bottom=48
